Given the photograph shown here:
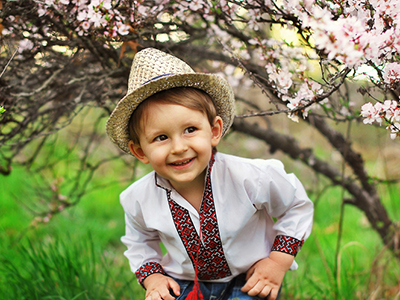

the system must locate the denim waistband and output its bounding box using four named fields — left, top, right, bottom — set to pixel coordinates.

left=172, top=274, right=279, bottom=300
